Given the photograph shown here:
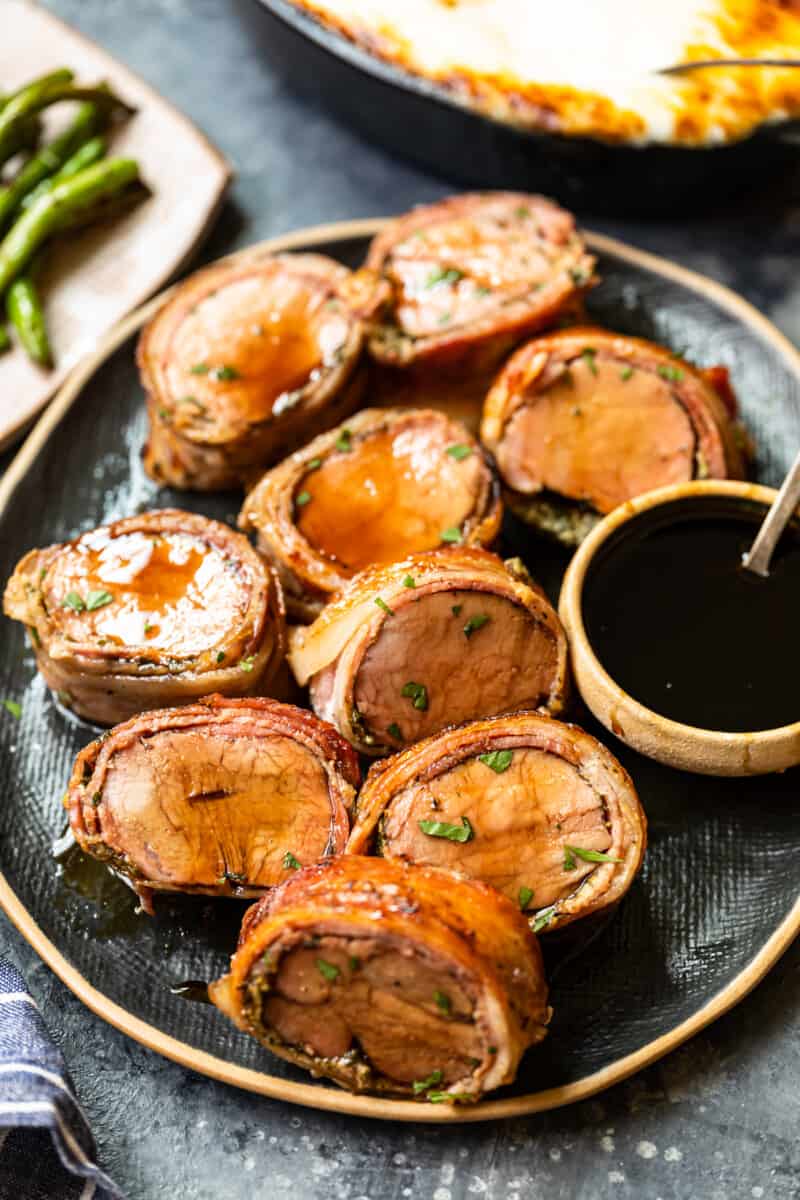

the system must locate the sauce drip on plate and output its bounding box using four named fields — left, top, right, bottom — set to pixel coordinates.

left=582, top=499, right=800, bottom=733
